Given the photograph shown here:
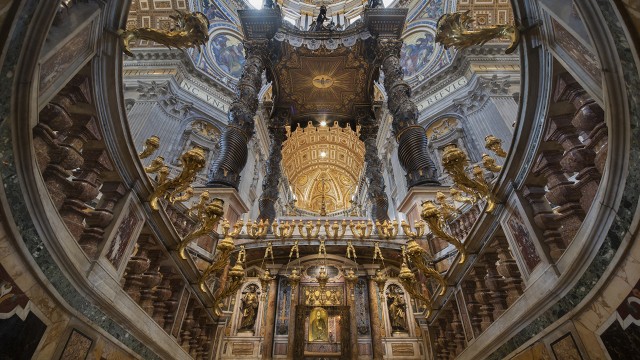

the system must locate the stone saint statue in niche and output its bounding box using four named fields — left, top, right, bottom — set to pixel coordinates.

left=387, top=289, right=408, bottom=332
left=238, top=285, right=259, bottom=331
left=309, top=307, right=329, bottom=342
